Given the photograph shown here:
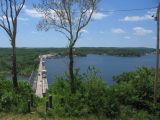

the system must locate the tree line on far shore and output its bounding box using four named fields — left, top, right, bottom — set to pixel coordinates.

left=0, top=47, right=155, bottom=76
